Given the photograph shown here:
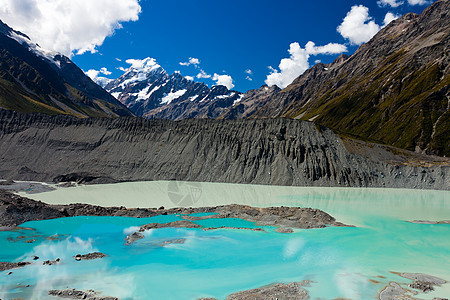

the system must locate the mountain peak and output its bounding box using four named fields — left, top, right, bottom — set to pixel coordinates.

left=0, top=19, right=132, bottom=118
left=0, top=20, right=30, bottom=40
left=332, top=54, right=349, bottom=65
